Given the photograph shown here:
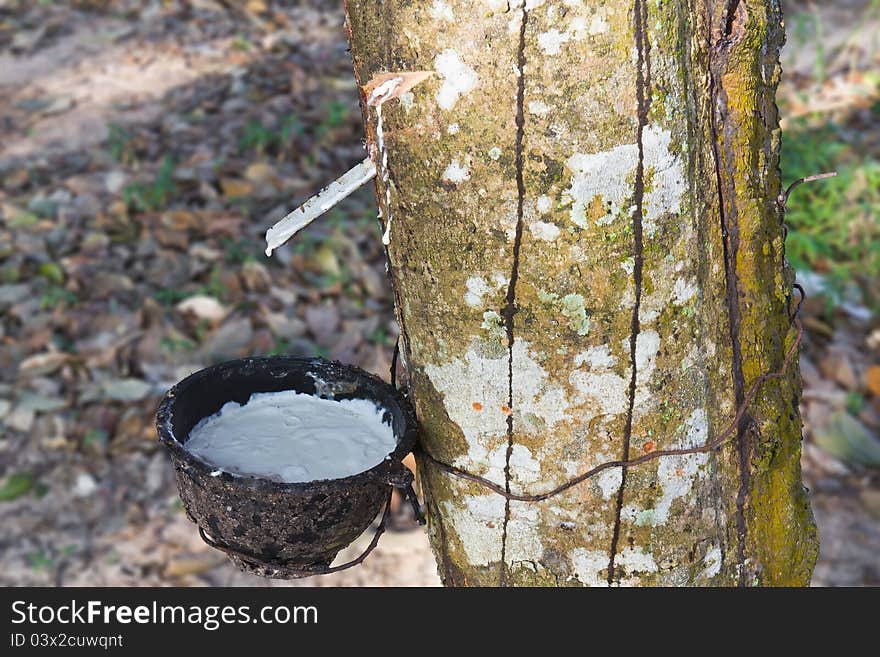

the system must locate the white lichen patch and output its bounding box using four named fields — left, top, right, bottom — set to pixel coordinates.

left=672, top=276, right=697, bottom=305
left=463, top=273, right=506, bottom=307
left=569, top=370, right=629, bottom=417
left=424, top=340, right=570, bottom=480
left=564, top=144, right=635, bottom=228
left=464, top=276, right=491, bottom=307
left=634, top=329, right=660, bottom=372
left=480, top=310, right=506, bottom=342
left=536, top=8, right=592, bottom=56
left=563, top=125, right=685, bottom=231
left=424, top=343, right=508, bottom=465
left=701, top=545, right=722, bottom=580
left=486, top=443, right=542, bottom=487
left=573, top=344, right=616, bottom=371
left=536, top=194, right=553, bottom=214
left=482, top=0, right=509, bottom=12
left=528, top=99, right=551, bottom=115
left=633, top=247, right=698, bottom=324
left=619, top=504, right=639, bottom=522
left=648, top=408, right=711, bottom=525
left=635, top=508, right=656, bottom=526
left=439, top=492, right=543, bottom=568
left=537, top=28, right=569, bottom=55
left=528, top=220, right=561, bottom=242
left=441, top=494, right=504, bottom=566
left=588, top=13, right=609, bottom=34
left=398, top=91, right=414, bottom=113
left=596, top=466, right=622, bottom=500
left=443, top=159, right=471, bottom=183
left=434, top=49, right=478, bottom=111
left=430, top=0, right=454, bottom=21
left=616, top=546, right=658, bottom=583
left=632, top=329, right=661, bottom=411
left=560, top=293, right=590, bottom=335
left=506, top=501, right=544, bottom=563
left=641, top=126, right=687, bottom=233
left=570, top=548, right=610, bottom=587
